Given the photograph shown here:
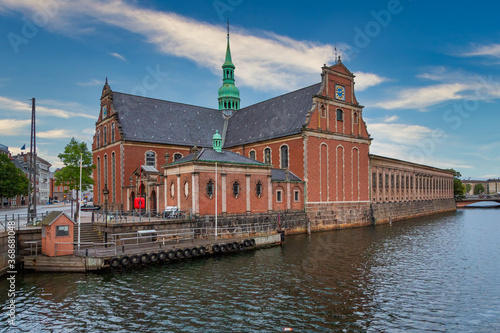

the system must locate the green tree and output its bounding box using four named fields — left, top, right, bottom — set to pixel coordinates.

left=54, top=138, right=95, bottom=217
left=0, top=154, right=29, bottom=200
left=446, top=168, right=465, bottom=200
left=465, top=183, right=472, bottom=194
left=474, top=183, right=485, bottom=195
